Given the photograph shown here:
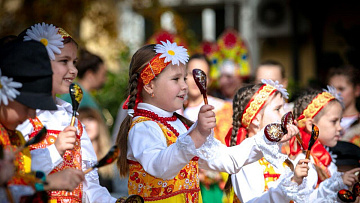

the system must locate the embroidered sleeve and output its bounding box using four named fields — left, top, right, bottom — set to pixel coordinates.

left=177, top=121, right=221, bottom=160
left=317, top=171, right=347, bottom=200
left=278, top=167, right=312, bottom=203
left=253, top=131, right=287, bottom=169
